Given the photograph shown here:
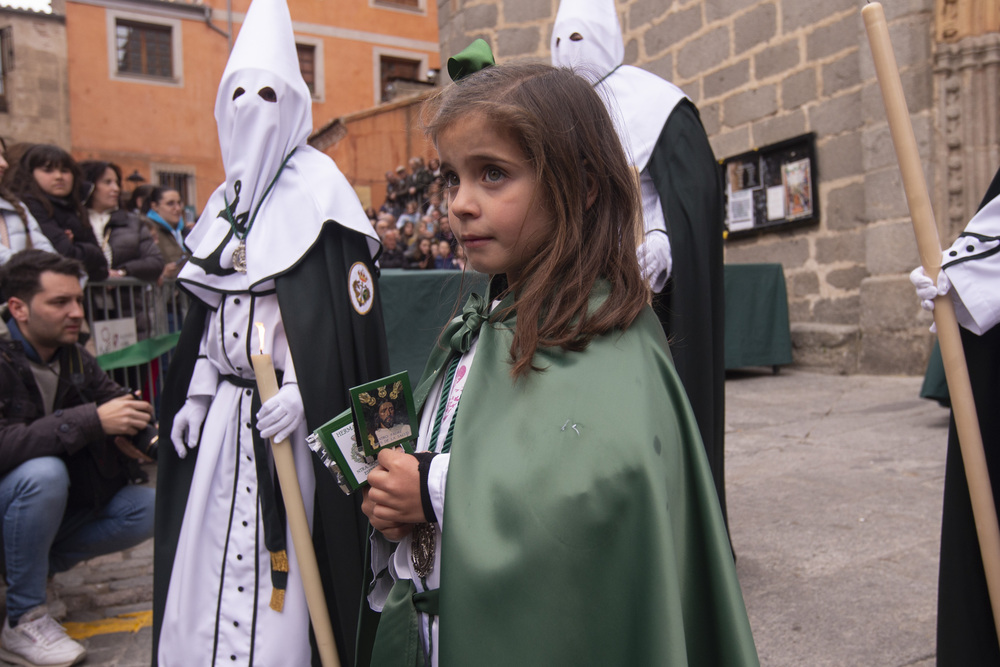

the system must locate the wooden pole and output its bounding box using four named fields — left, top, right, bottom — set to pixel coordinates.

left=251, top=352, right=341, bottom=667
left=863, top=1, right=1000, bottom=644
